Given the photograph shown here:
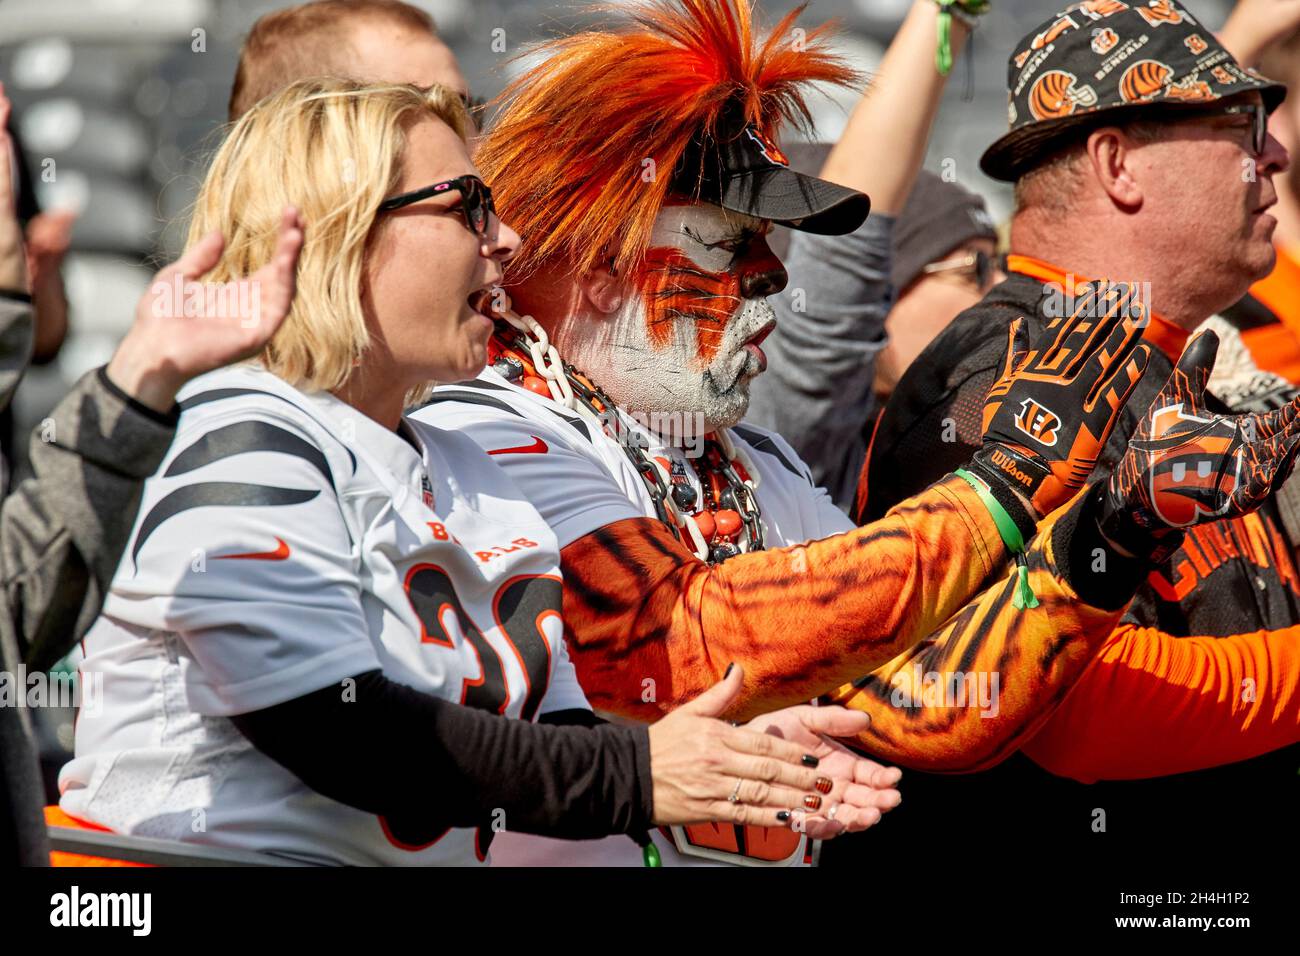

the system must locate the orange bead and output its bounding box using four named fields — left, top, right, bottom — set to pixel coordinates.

left=714, top=509, right=742, bottom=537
left=522, top=375, right=551, bottom=396
left=692, top=510, right=716, bottom=542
